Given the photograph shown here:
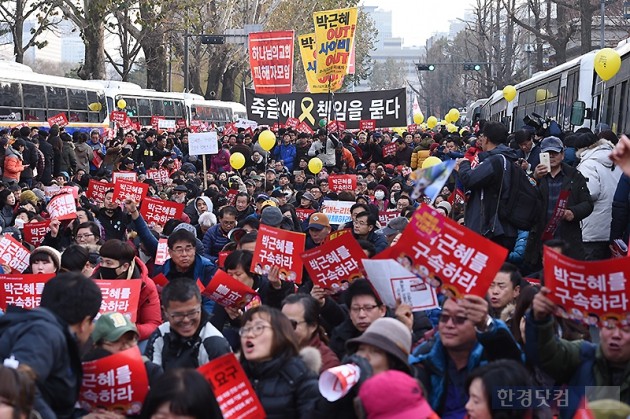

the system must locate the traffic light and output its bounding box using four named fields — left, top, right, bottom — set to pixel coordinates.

left=201, top=35, right=225, bottom=44
left=417, top=64, right=435, bottom=71
left=463, top=63, right=483, bottom=71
